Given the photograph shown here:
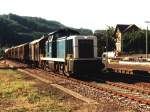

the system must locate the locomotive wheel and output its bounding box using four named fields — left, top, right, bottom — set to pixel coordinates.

left=64, top=71, right=70, bottom=77
left=59, top=63, right=64, bottom=75
left=55, top=62, right=59, bottom=73
left=64, top=65, right=71, bottom=77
